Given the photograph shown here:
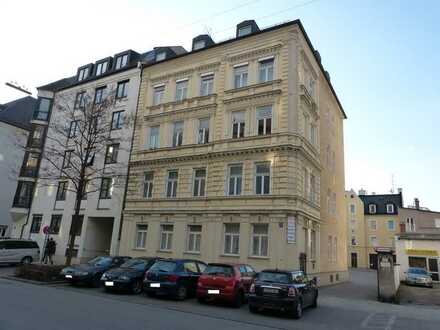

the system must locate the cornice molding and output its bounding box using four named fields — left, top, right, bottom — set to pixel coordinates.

left=150, top=62, right=221, bottom=84
left=226, top=43, right=284, bottom=64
